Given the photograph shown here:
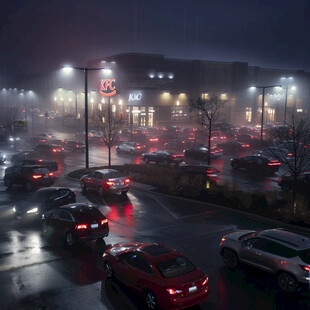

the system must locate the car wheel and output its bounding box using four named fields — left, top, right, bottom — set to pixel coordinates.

left=104, top=262, right=114, bottom=279
left=4, top=177, right=12, bottom=188
left=222, top=248, right=238, bottom=269
left=145, top=290, right=157, bottom=310
left=65, top=232, right=75, bottom=247
left=80, top=181, right=87, bottom=192
left=277, top=272, right=297, bottom=294
left=25, top=182, right=33, bottom=192
left=98, top=186, right=105, bottom=196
